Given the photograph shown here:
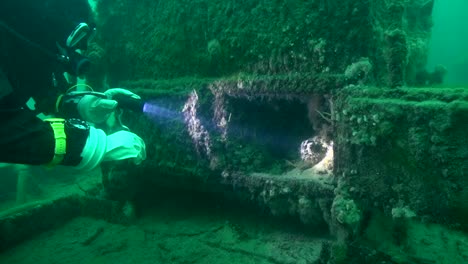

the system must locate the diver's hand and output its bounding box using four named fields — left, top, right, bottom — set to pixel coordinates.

left=76, top=127, right=146, bottom=171
left=77, top=88, right=140, bottom=124
left=103, top=130, right=146, bottom=165
left=78, top=94, right=117, bottom=124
